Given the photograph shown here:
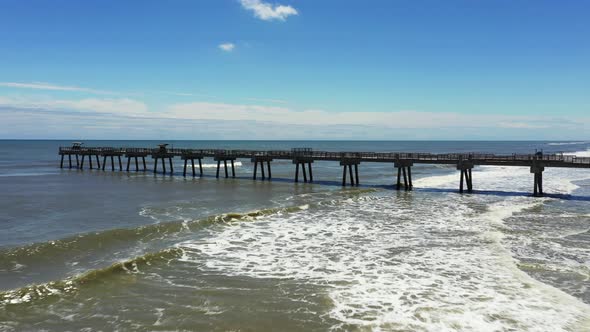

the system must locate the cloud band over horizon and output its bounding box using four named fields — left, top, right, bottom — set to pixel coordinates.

left=0, top=94, right=587, bottom=140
